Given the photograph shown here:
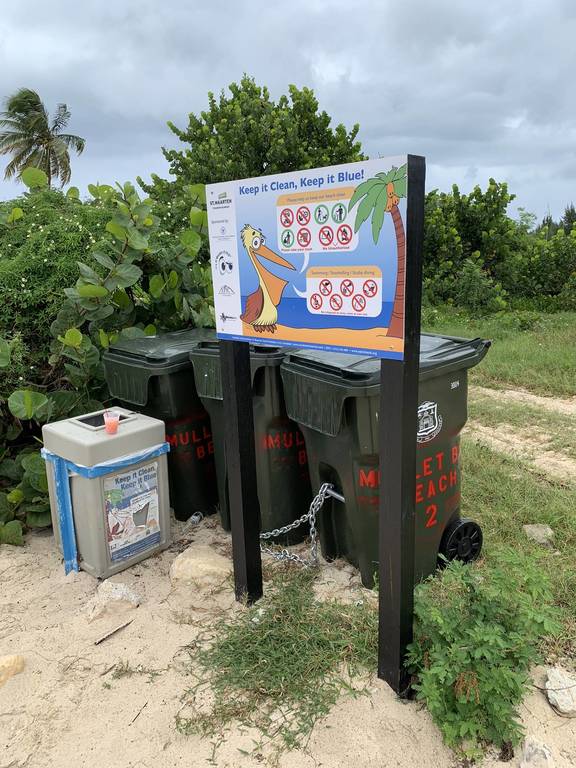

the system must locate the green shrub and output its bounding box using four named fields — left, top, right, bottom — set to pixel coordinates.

left=505, top=230, right=576, bottom=302
left=425, top=256, right=507, bottom=314
left=0, top=189, right=111, bottom=394
left=406, top=552, right=560, bottom=761
left=0, top=179, right=214, bottom=546
left=422, top=180, right=576, bottom=312
left=558, top=272, right=576, bottom=310
left=46, top=180, right=213, bottom=394
left=423, top=182, right=520, bottom=312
